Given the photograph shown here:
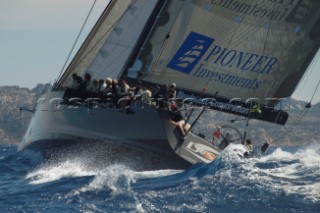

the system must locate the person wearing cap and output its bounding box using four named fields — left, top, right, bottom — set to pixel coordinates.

left=170, top=103, right=186, bottom=137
